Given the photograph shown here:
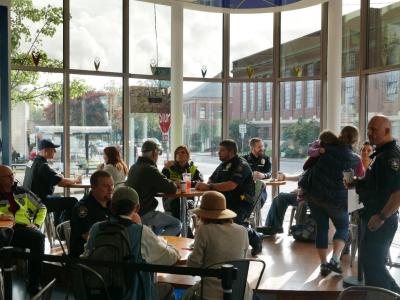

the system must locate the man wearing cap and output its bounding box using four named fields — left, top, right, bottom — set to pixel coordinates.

left=24, top=139, right=81, bottom=225
left=84, top=186, right=180, bottom=299
left=195, top=139, right=263, bottom=256
left=126, top=139, right=181, bottom=236
left=70, top=170, right=114, bottom=257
